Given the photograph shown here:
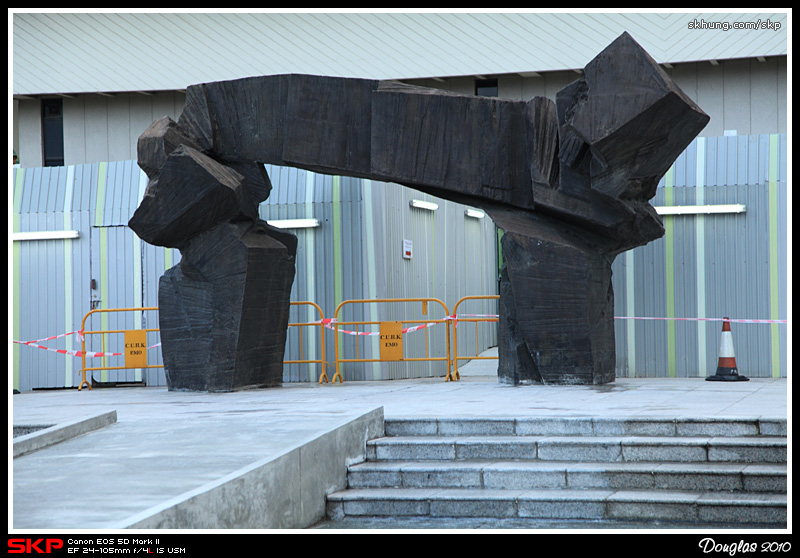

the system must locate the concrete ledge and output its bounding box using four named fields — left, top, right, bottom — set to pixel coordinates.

left=13, top=411, right=118, bottom=458
left=116, top=406, right=384, bottom=529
